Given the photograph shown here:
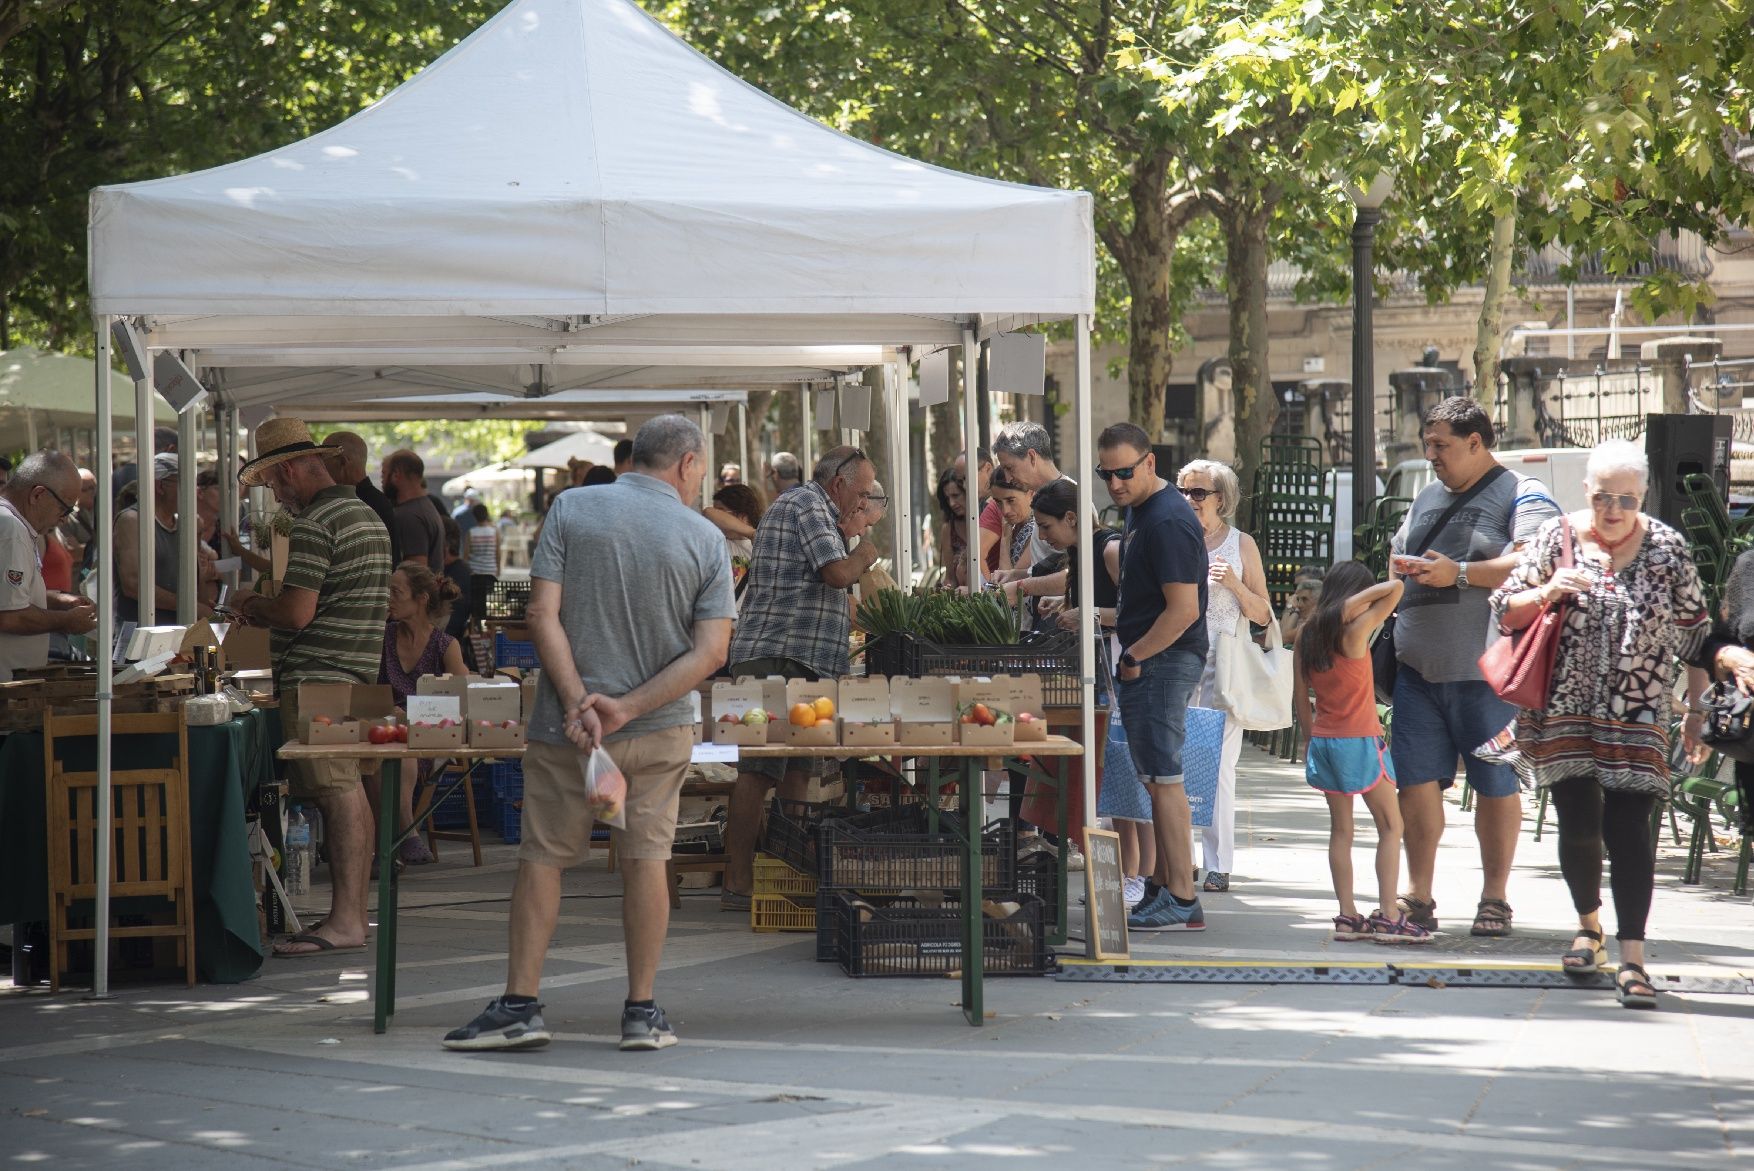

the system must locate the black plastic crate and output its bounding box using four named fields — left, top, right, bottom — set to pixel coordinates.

left=866, top=630, right=1080, bottom=707
left=817, top=819, right=1015, bottom=893
left=827, top=891, right=1050, bottom=977
left=484, top=579, right=533, bottom=621
left=761, top=798, right=928, bottom=876
left=1014, top=859, right=1061, bottom=930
